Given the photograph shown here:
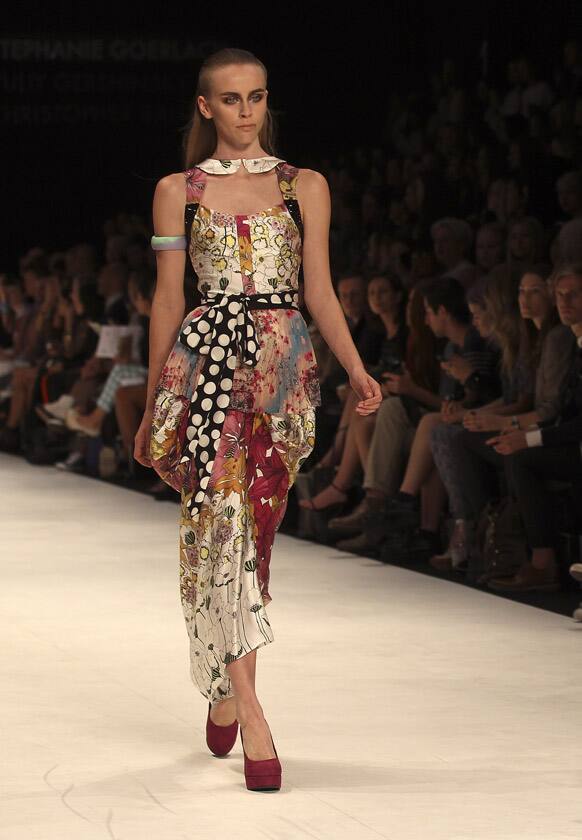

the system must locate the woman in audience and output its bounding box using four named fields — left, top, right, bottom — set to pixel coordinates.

left=483, top=263, right=582, bottom=592
left=430, top=264, right=576, bottom=576
left=63, top=268, right=154, bottom=437
left=0, top=261, right=60, bottom=450
left=507, top=217, right=546, bottom=267
left=475, top=222, right=506, bottom=274
left=327, top=283, right=442, bottom=541
left=299, top=270, right=407, bottom=511
left=342, top=277, right=500, bottom=557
